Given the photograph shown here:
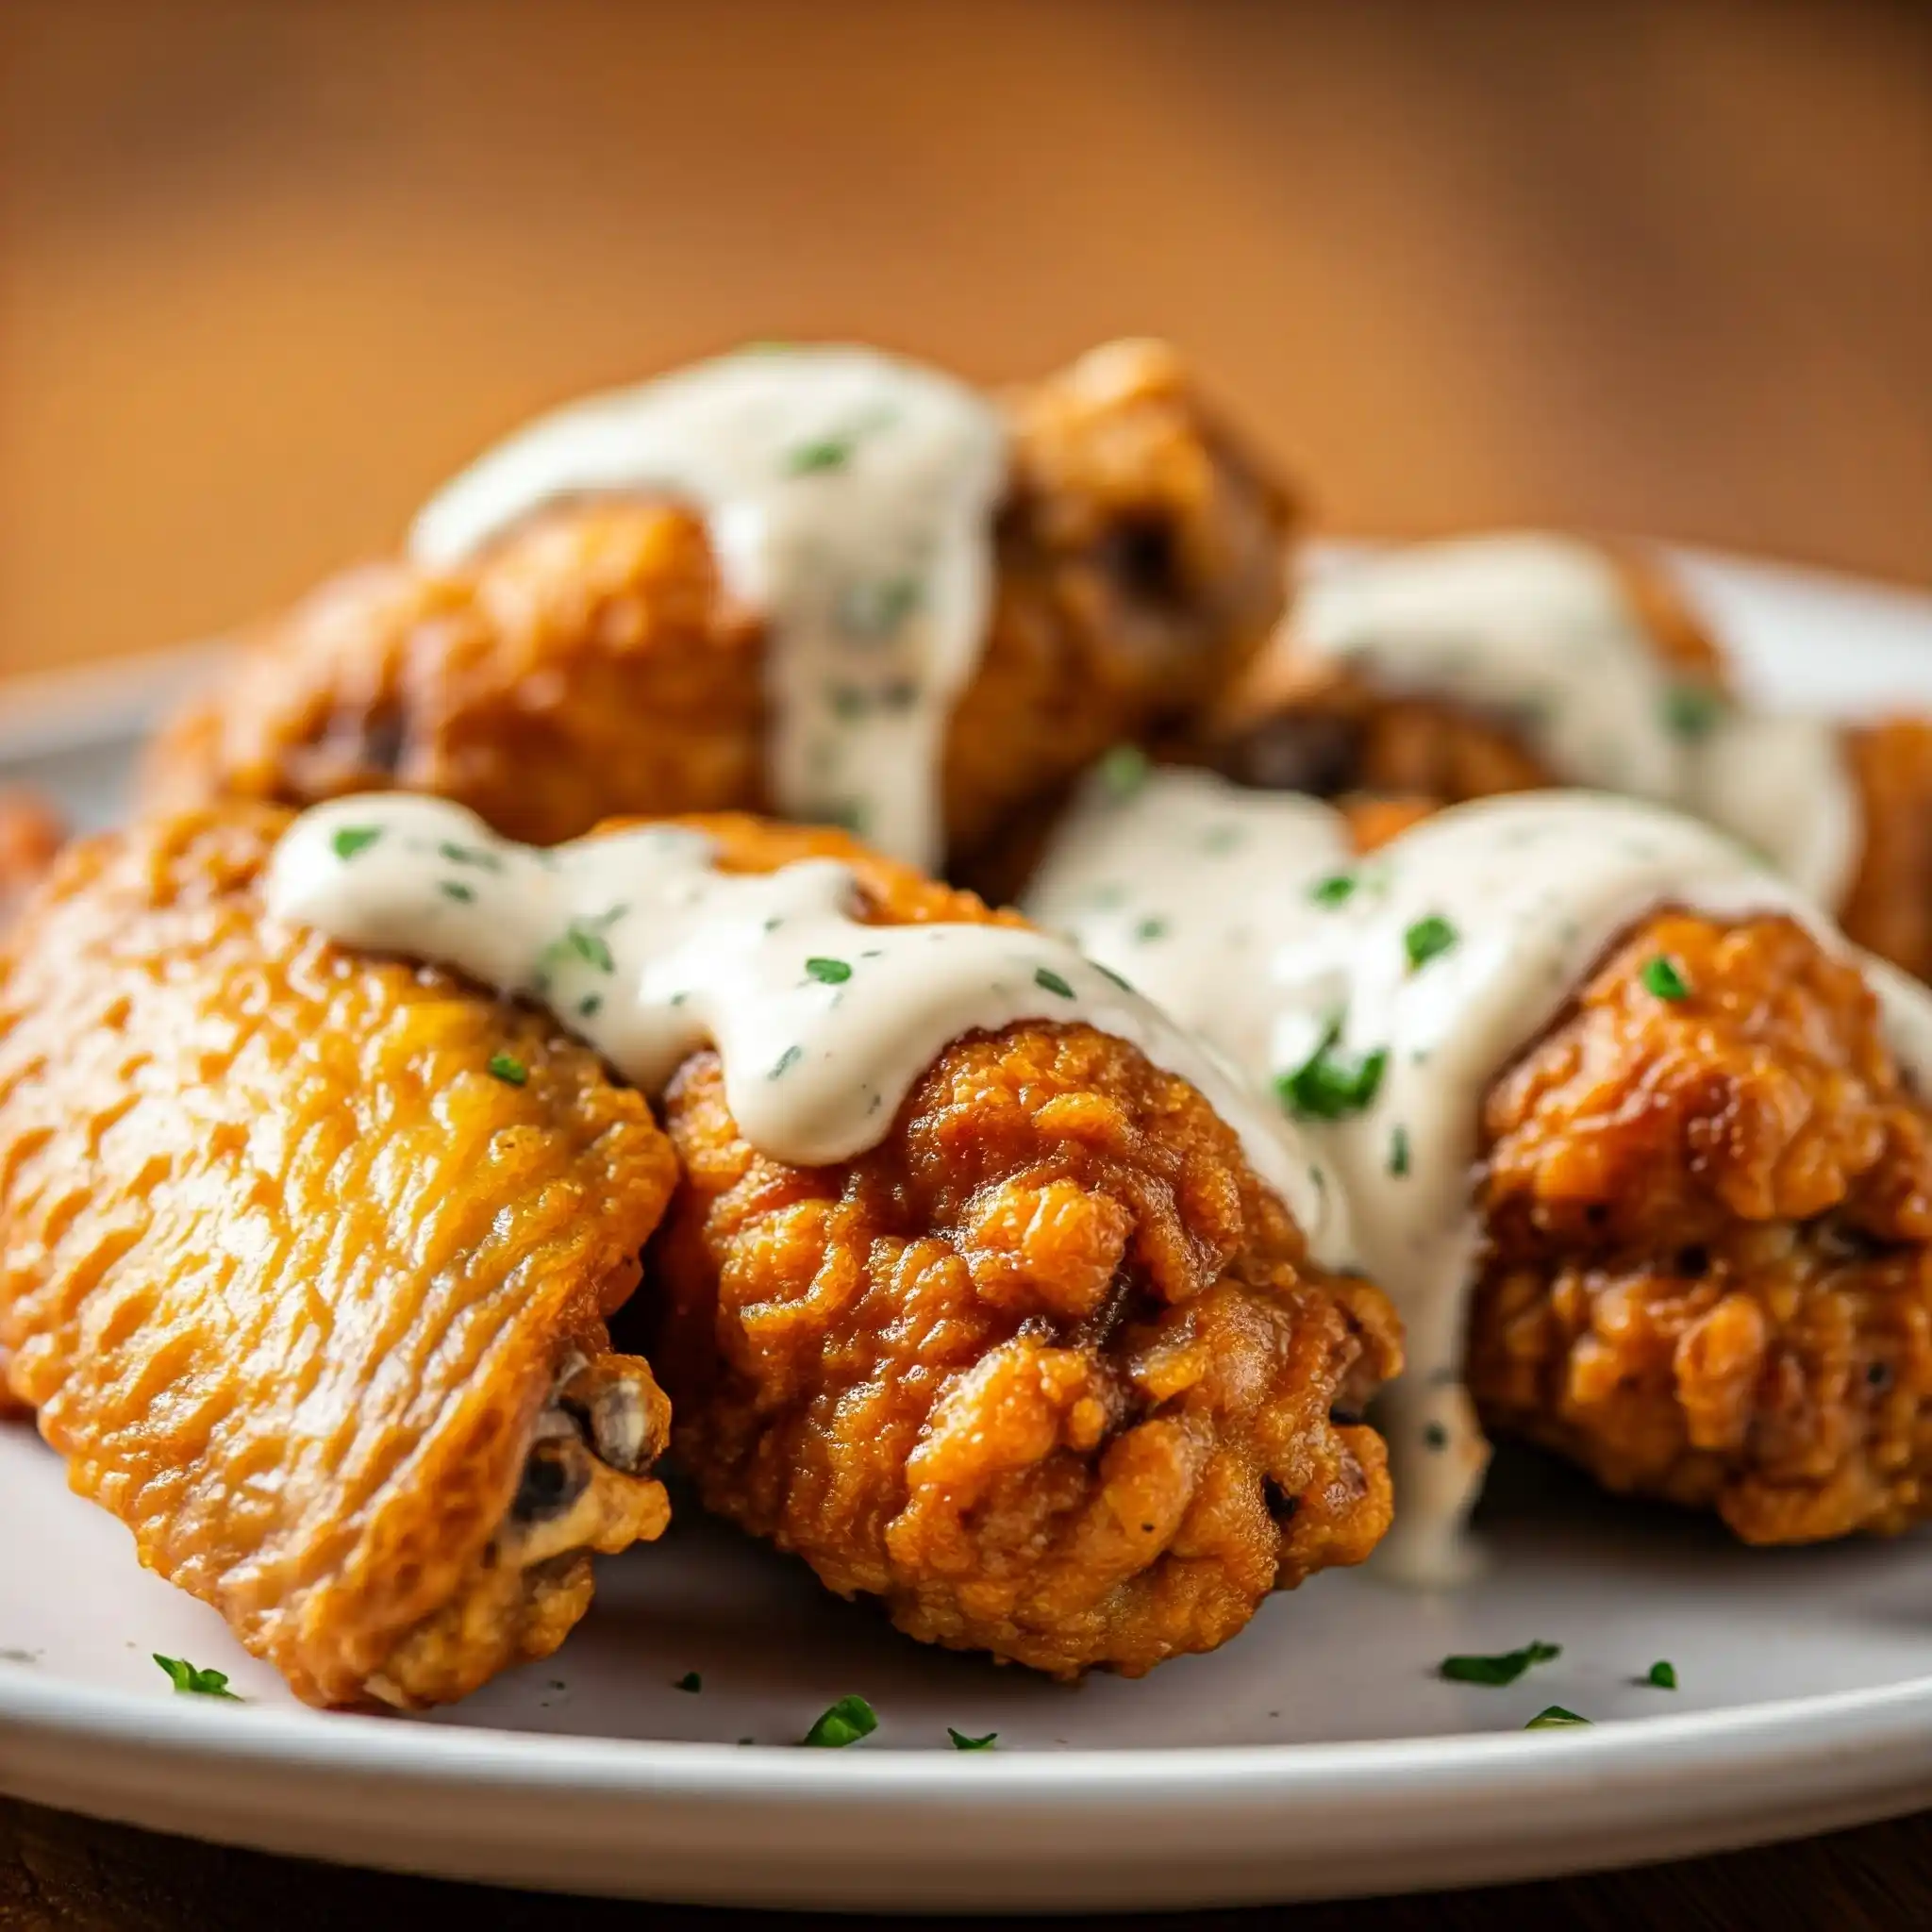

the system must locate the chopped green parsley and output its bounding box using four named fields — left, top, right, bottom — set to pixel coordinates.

left=1439, top=1641, right=1559, bottom=1687
left=487, top=1053, right=528, bottom=1087
left=802, top=1694, right=877, bottom=1747
left=566, top=924, right=617, bottom=974
left=785, top=436, right=853, bottom=475
left=154, top=1655, right=241, bottom=1700
left=769, top=1043, right=804, bottom=1080
left=806, top=958, right=853, bottom=985
left=1091, top=961, right=1134, bottom=992
left=1641, top=955, right=1691, bottom=1001
left=1133, top=917, right=1169, bottom=942
left=947, top=1727, right=998, bottom=1750
left=1034, top=966, right=1076, bottom=1000
left=1422, top=1422, right=1448, bottom=1451
left=674, top=1671, right=703, bottom=1693
left=438, top=879, right=475, bottom=904
left=1524, top=1706, right=1591, bottom=1729
left=1645, top=1659, right=1677, bottom=1690
left=330, top=825, right=383, bottom=862
left=578, top=993, right=603, bottom=1019
left=1403, top=914, right=1458, bottom=972
left=438, top=841, right=503, bottom=871
left=1307, top=873, right=1357, bottom=907
left=1388, top=1124, right=1410, bottom=1177
left=1098, top=743, right=1151, bottom=798
left=1276, top=1028, right=1387, bottom=1122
